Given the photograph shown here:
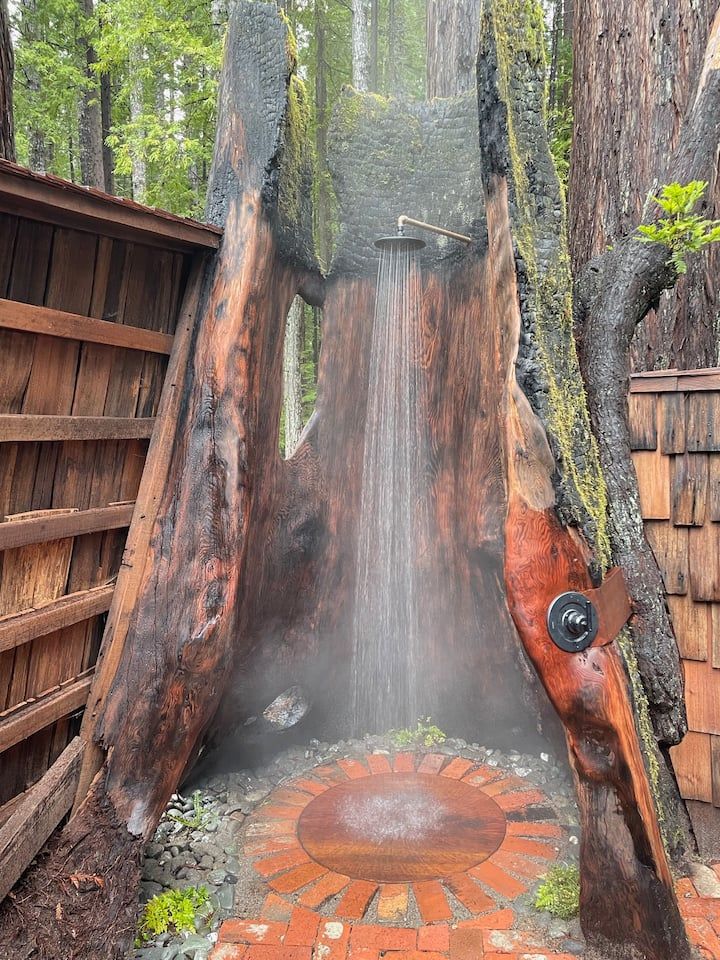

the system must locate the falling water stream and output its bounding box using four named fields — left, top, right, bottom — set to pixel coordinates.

left=351, top=239, right=430, bottom=734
